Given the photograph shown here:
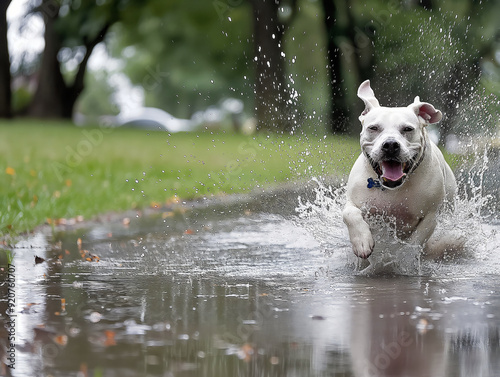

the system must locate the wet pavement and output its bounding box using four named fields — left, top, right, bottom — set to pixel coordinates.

left=2, top=185, right=500, bottom=376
